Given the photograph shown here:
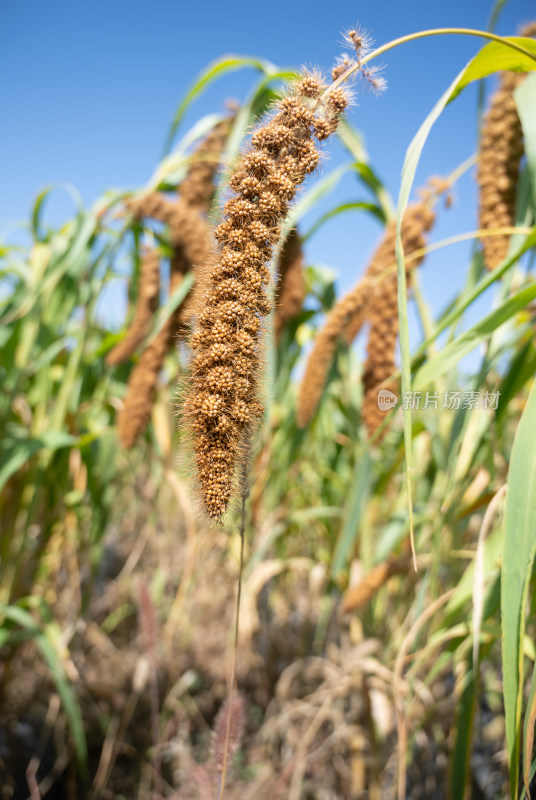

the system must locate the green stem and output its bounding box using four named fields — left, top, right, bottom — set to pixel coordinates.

left=328, top=27, right=536, bottom=96
left=364, top=27, right=536, bottom=65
